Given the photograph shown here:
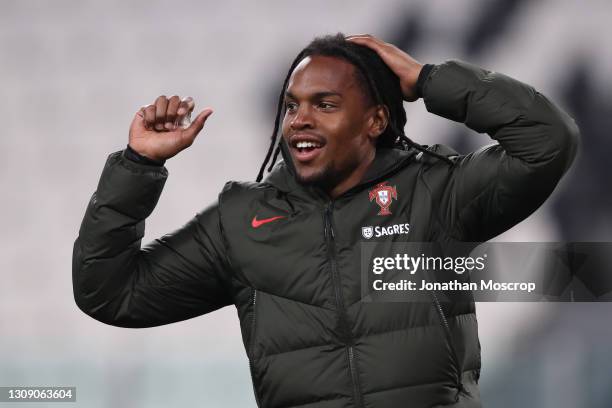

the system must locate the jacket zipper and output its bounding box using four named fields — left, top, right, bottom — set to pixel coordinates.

left=430, top=291, right=465, bottom=399
left=248, top=289, right=261, bottom=407
left=324, top=202, right=365, bottom=408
